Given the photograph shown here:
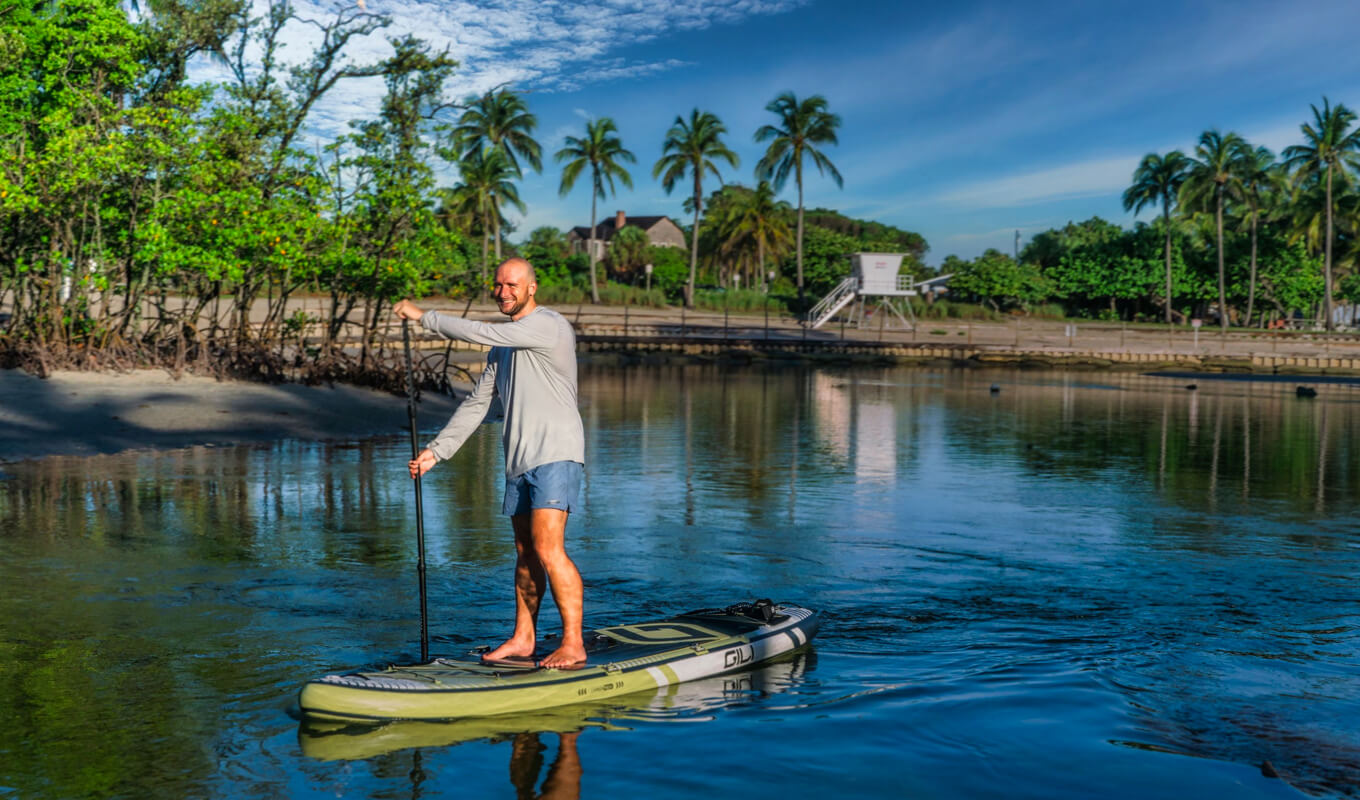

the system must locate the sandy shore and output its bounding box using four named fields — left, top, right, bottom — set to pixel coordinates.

left=0, top=369, right=463, bottom=464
